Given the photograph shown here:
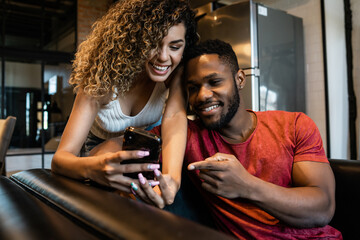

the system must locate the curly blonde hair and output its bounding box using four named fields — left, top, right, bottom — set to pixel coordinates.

left=70, top=0, right=198, bottom=98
